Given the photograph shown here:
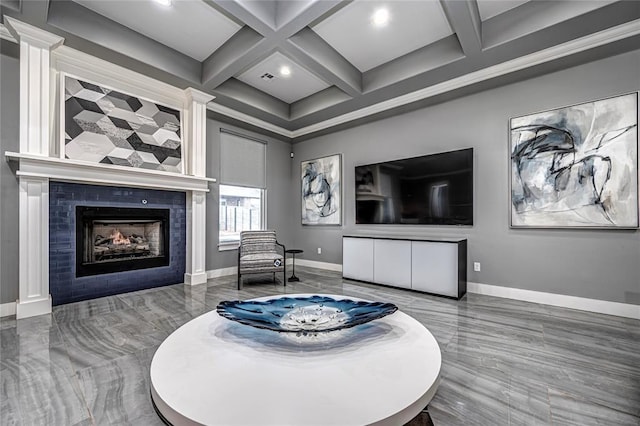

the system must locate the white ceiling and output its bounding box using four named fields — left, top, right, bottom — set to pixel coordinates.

left=236, top=52, right=331, bottom=103
left=73, top=0, right=241, bottom=61
left=477, top=0, right=531, bottom=21
left=312, top=0, right=454, bottom=72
